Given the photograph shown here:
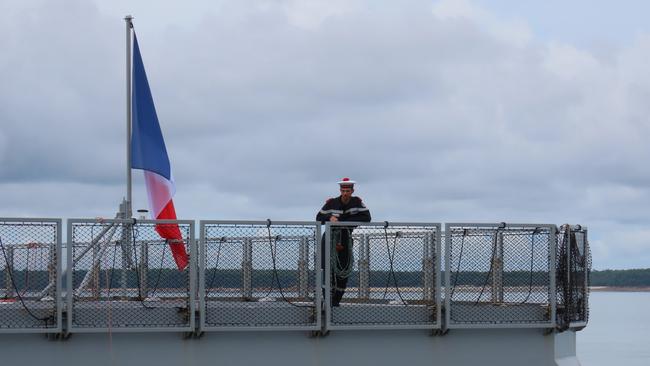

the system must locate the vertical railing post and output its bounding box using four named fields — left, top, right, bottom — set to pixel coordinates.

left=444, top=224, right=452, bottom=328
left=140, top=240, right=149, bottom=299
left=189, top=223, right=196, bottom=330
left=118, top=207, right=134, bottom=301
left=549, top=225, right=557, bottom=327
left=198, top=222, right=207, bottom=330
left=566, top=226, right=572, bottom=321
left=423, top=232, right=434, bottom=301
left=358, top=234, right=370, bottom=300
left=324, top=223, right=332, bottom=325
left=47, top=242, right=56, bottom=298
left=315, top=224, right=322, bottom=327
left=56, top=219, right=63, bottom=330
left=298, top=237, right=308, bottom=298
left=498, top=230, right=504, bottom=303
left=120, top=223, right=129, bottom=300
left=4, top=246, right=14, bottom=298
left=91, top=241, right=100, bottom=299
left=242, top=238, right=253, bottom=299
left=583, top=228, right=589, bottom=322
left=435, top=224, right=442, bottom=325
left=491, top=229, right=504, bottom=304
